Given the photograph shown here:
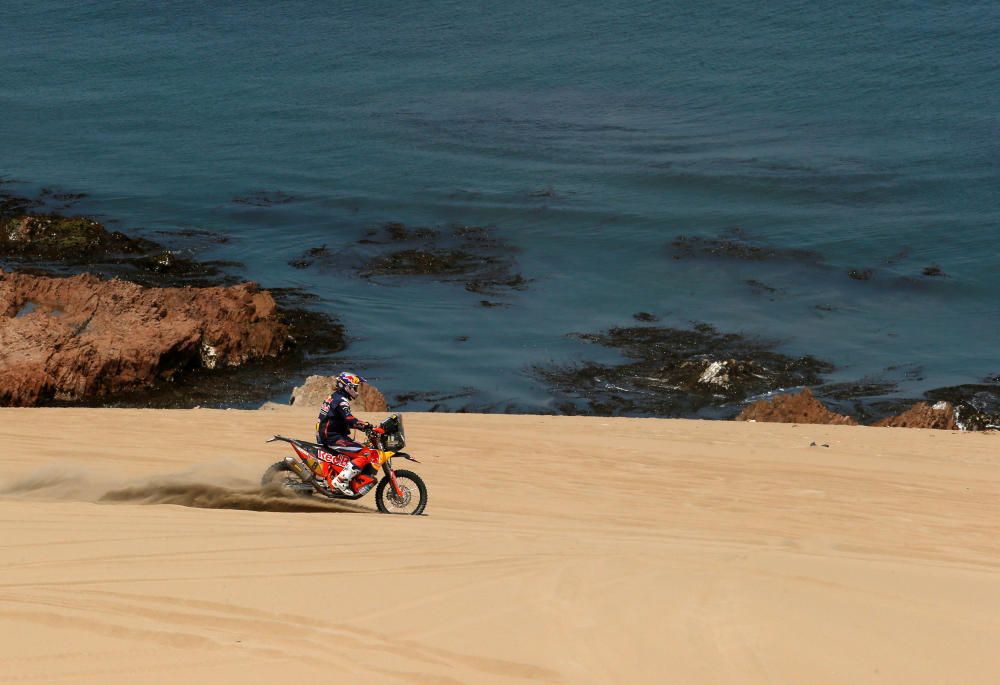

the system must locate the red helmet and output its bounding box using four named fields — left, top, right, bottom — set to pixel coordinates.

left=335, top=372, right=366, bottom=399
